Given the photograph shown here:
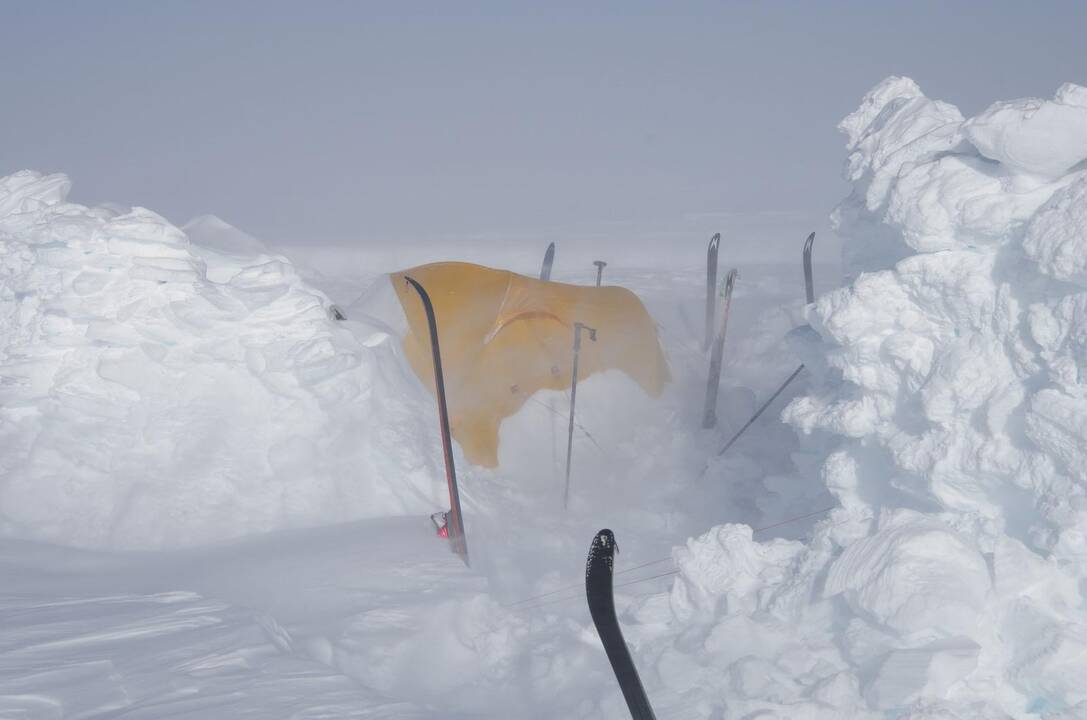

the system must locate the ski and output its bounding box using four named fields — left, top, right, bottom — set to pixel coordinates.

left=540, top=242, right=556, bottom=281
left=704, top=232, right=720, bottom=351
left=803, top=231, right=816, bottom=304
left=702, top=268, right=738, bottom=429
left=403, top=276, right=469, bottom=566
left=715, top=233, right=816, bottom=456
left=585, top=529, right=657, bottom=720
